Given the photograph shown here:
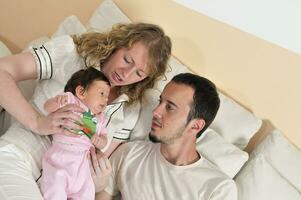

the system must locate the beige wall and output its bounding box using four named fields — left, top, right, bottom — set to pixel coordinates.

left=113, top=0, right=301, bottom=149
left=0, top=0, right=300, bottom=149
left=0, top=0, right=103, bottom=53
